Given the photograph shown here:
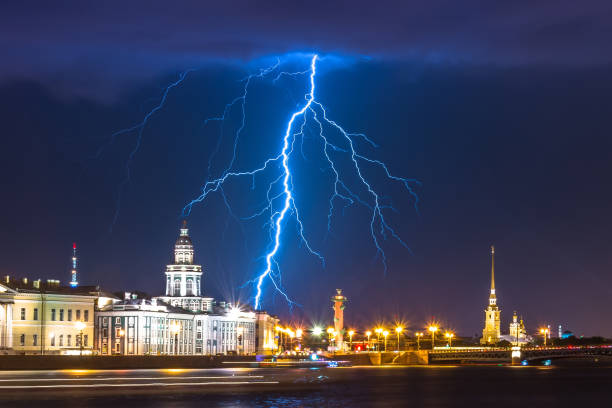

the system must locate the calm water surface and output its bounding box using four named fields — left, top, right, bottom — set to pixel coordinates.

left=0, top=363, right=610, bottom=407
